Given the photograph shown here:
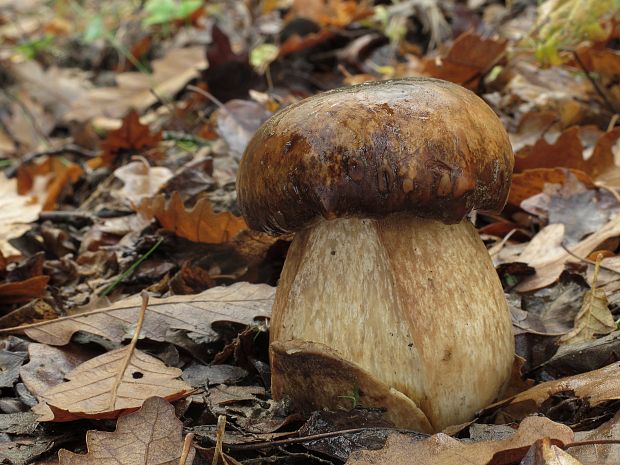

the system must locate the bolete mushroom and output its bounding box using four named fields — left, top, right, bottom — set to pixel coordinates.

left=236, top=78, right=515, bottom=433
